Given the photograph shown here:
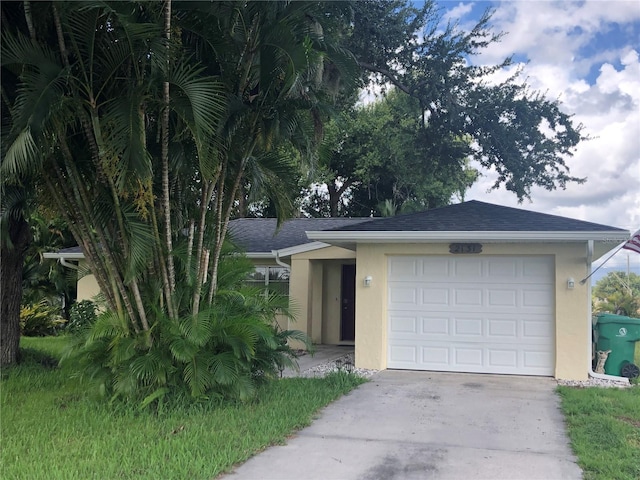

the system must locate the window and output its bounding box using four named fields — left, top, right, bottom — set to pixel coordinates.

left=247, top=266, right=290, bottom=296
